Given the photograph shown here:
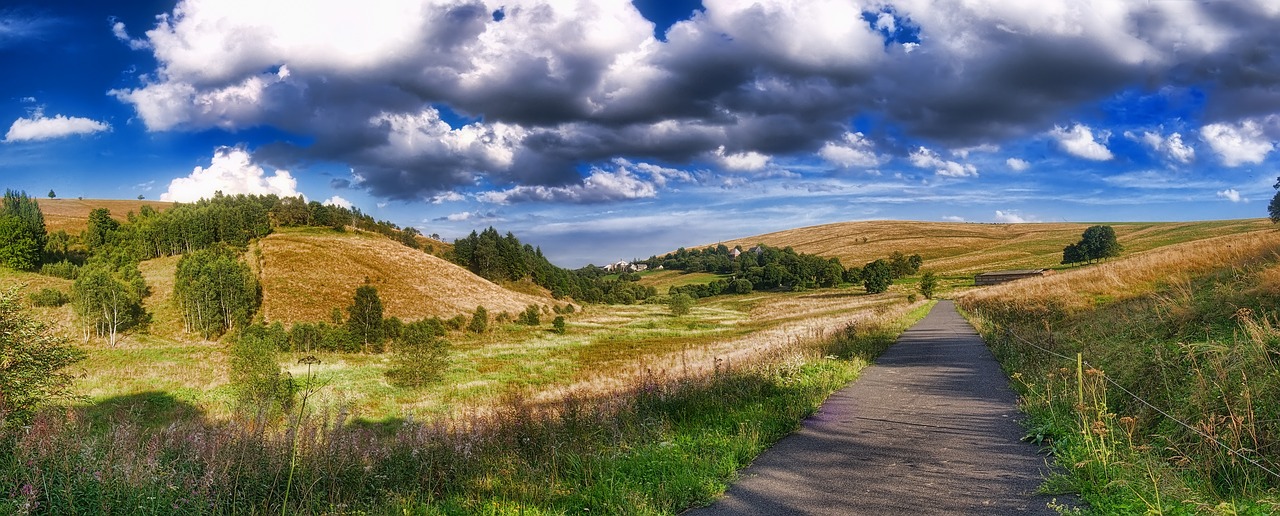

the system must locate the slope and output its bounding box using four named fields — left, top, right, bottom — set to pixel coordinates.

left=39, top=198, right=173, bottom=234
left=256, top=228, right=553, bottom=325
left=712, top=219, right=1271, bottom=274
